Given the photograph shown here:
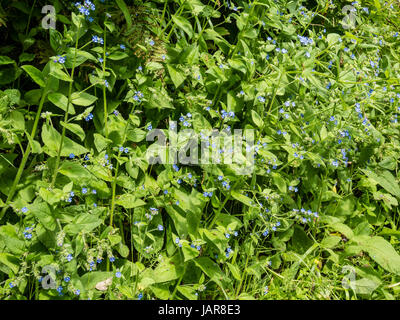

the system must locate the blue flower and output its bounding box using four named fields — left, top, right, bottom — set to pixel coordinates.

left=85, top=113, right=93, bottom=121
left=67, top=254, right=73, bottom=262
left=21, top=207, right=28, bottom=213
left=115, top=271, right=122, bottom=278
left=264, top=286, right=269, bottom=295
left=82, top=188, right=88, bottom=194
left=23, top=233, right=32, bottom=239
left=64, top=276, right=70, bottom=282
left=157, top=225, right=164, bottom=231
left=109, top=256, right=115, bottom=262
